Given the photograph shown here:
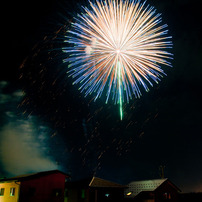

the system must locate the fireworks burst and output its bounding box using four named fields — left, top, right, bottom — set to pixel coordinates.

left=63, top=0, right=173, bottom=120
